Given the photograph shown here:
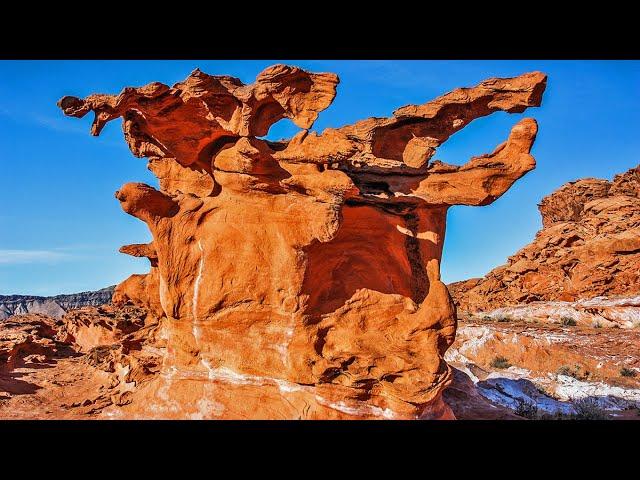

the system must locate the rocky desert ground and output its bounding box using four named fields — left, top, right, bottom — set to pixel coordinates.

left=445, top=163, right=640, bottom=419
left=1, top=63, right=638, bottom=420
left=2, top=302, right=639, bottom=420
